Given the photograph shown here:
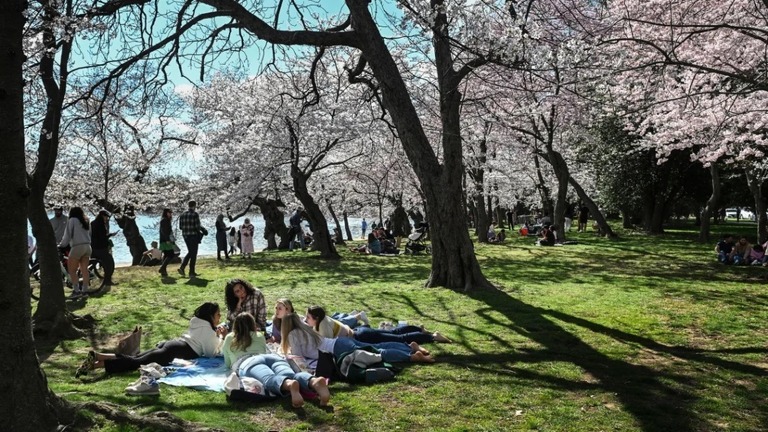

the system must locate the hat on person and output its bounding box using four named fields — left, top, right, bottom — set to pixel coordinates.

left=98, top=209, right=111, bottom=217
